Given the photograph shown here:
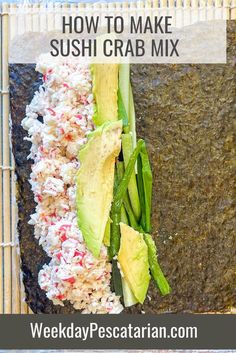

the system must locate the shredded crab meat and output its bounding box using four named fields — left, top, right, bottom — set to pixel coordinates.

left=22, top=55, right=123, bottom=314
